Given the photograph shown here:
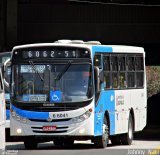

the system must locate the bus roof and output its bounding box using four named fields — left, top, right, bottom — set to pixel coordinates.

left=12, top=43, right=144, bottom=54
